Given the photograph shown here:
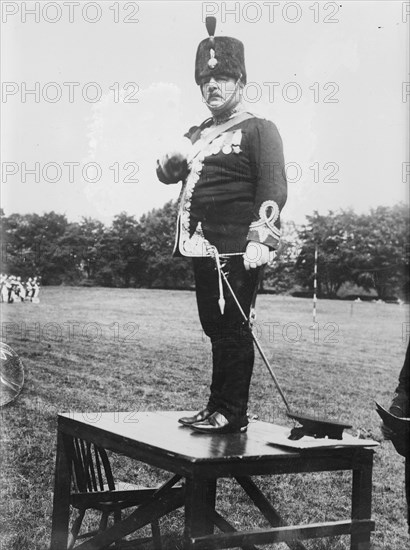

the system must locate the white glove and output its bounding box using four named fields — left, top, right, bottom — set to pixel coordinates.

left=244, top=241, right=272, bottom=270
left=158, top=137, right=193, bottom=178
